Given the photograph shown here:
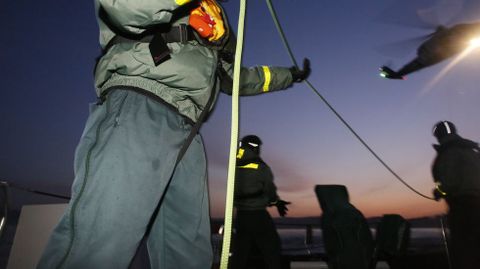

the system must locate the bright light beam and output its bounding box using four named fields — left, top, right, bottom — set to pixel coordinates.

left=420, top=43, right=479, bottom=96
left=469, top=37, right=480, bottom=48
